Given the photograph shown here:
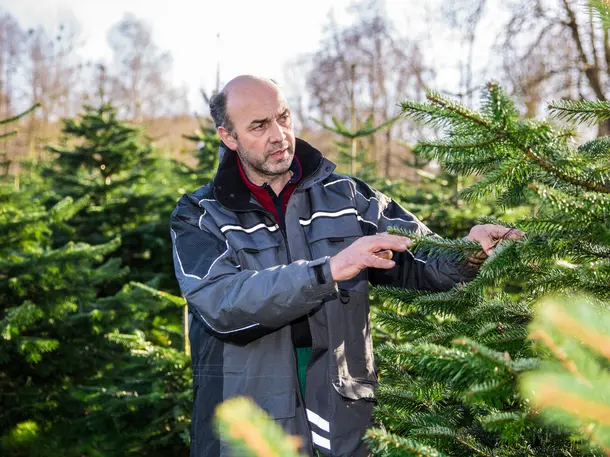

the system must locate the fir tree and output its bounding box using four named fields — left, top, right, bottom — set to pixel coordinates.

left=0, top=182, right=191, bottom=456
left=365, top=80, right=609, bottom=456
left=315, top=109, right=516, bottom=243
left=2, top=104, right=192, bottom=456
left=0, top=181, right=120, bottom=456
left=43, top=102, right=194, bottom=291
